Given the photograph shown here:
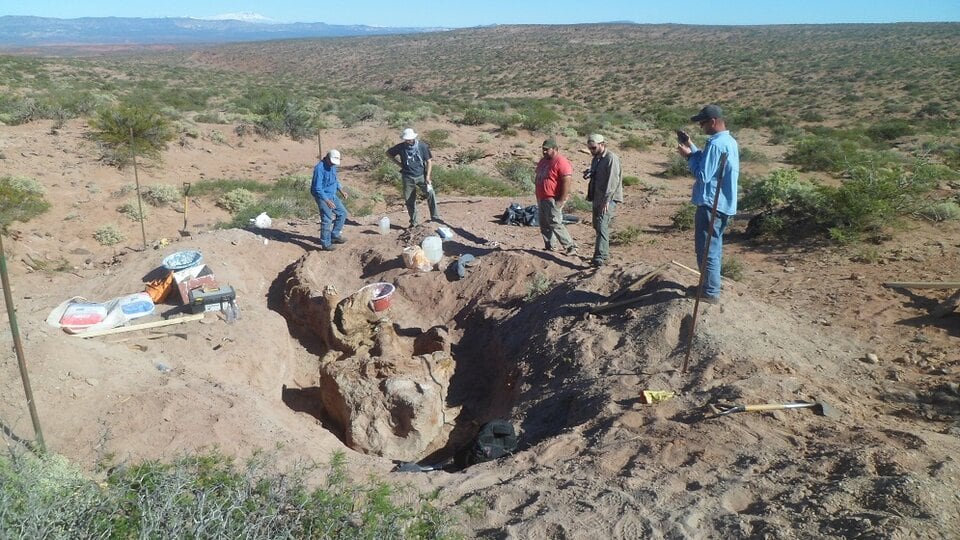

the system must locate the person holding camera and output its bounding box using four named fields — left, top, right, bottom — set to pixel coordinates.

left=584, top=134, right=623, bottom=267
left=677, top=104, right=740, bottom=304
